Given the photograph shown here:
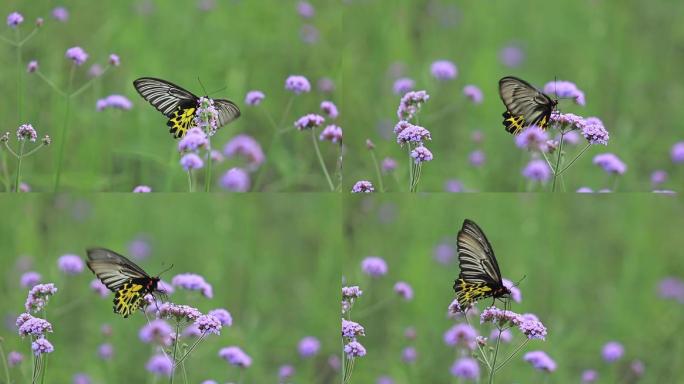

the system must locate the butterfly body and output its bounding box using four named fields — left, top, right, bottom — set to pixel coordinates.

left=499, top=76, right=557, bottom=134
left=133, top=77, right=240, bottom=139
left=86, top=248, right=162, bottom=318
left=453, top=219, right=511, bottom=311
